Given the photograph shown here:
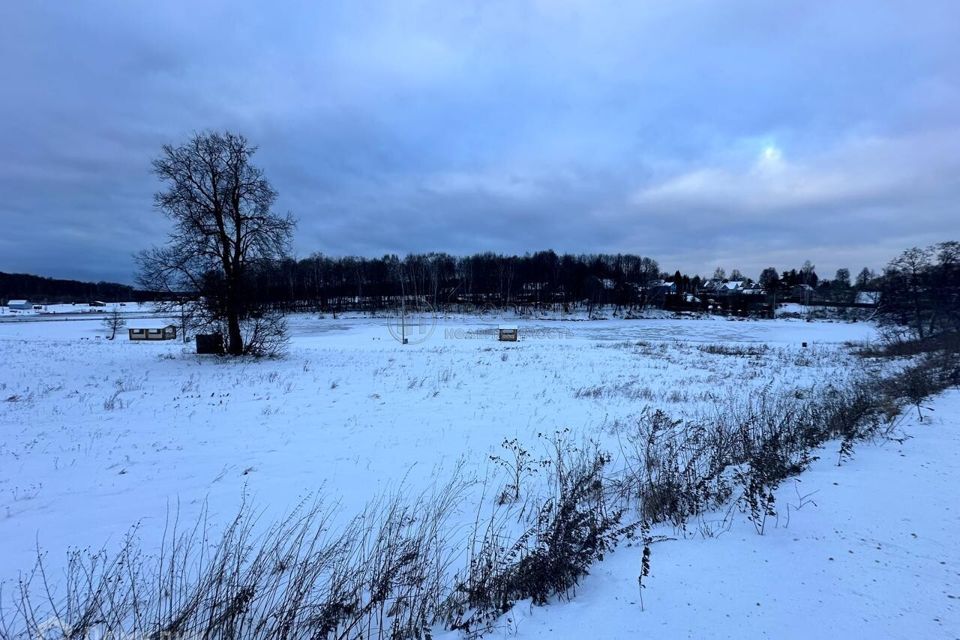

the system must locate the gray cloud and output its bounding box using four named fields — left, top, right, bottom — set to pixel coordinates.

left=1, top=0, right=958, bottom=283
